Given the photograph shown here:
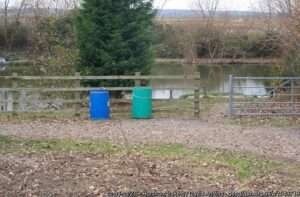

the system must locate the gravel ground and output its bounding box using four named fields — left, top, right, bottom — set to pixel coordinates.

left=0, top=118, right=299, bottom=162
left=2, top=152, right=297, bottom=195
